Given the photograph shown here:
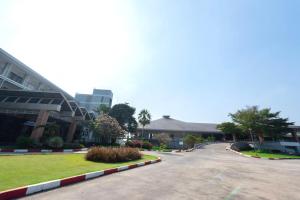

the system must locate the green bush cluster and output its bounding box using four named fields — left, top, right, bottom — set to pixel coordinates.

left=125, top=140, right=153, bottom=150
left=16, top=136, right=35, bottom=148
left=183, top=134, right=204, bottom=148
left=85, top=147, right=142, bottom=163
left=47, top=136, right=64, bottom=149
left=15, top=135, right=85, bottom=149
